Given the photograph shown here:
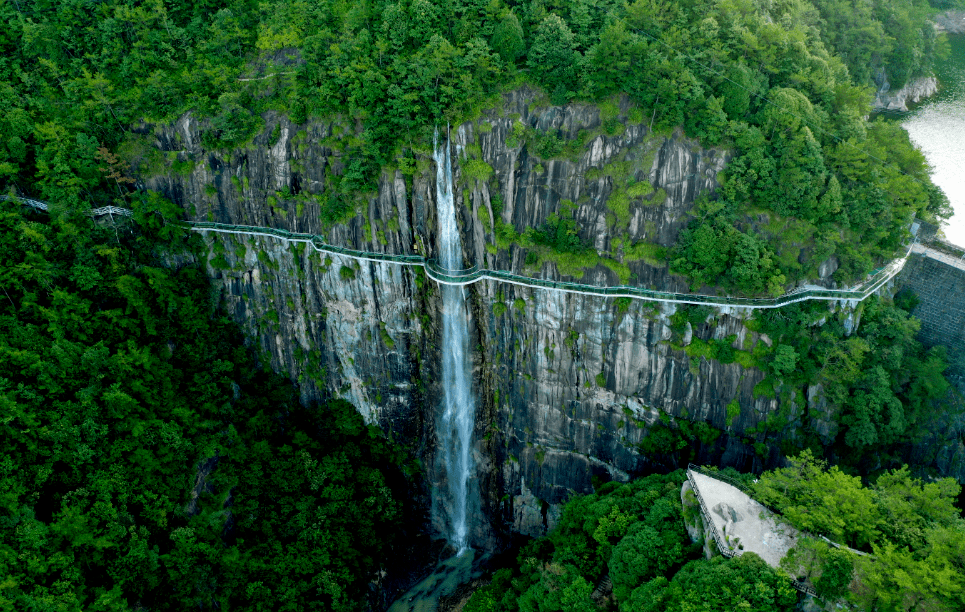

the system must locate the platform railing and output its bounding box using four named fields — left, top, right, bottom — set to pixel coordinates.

left=3, top=195, right=915, bottom=310
left=686, top=466, right=819, bottom=597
